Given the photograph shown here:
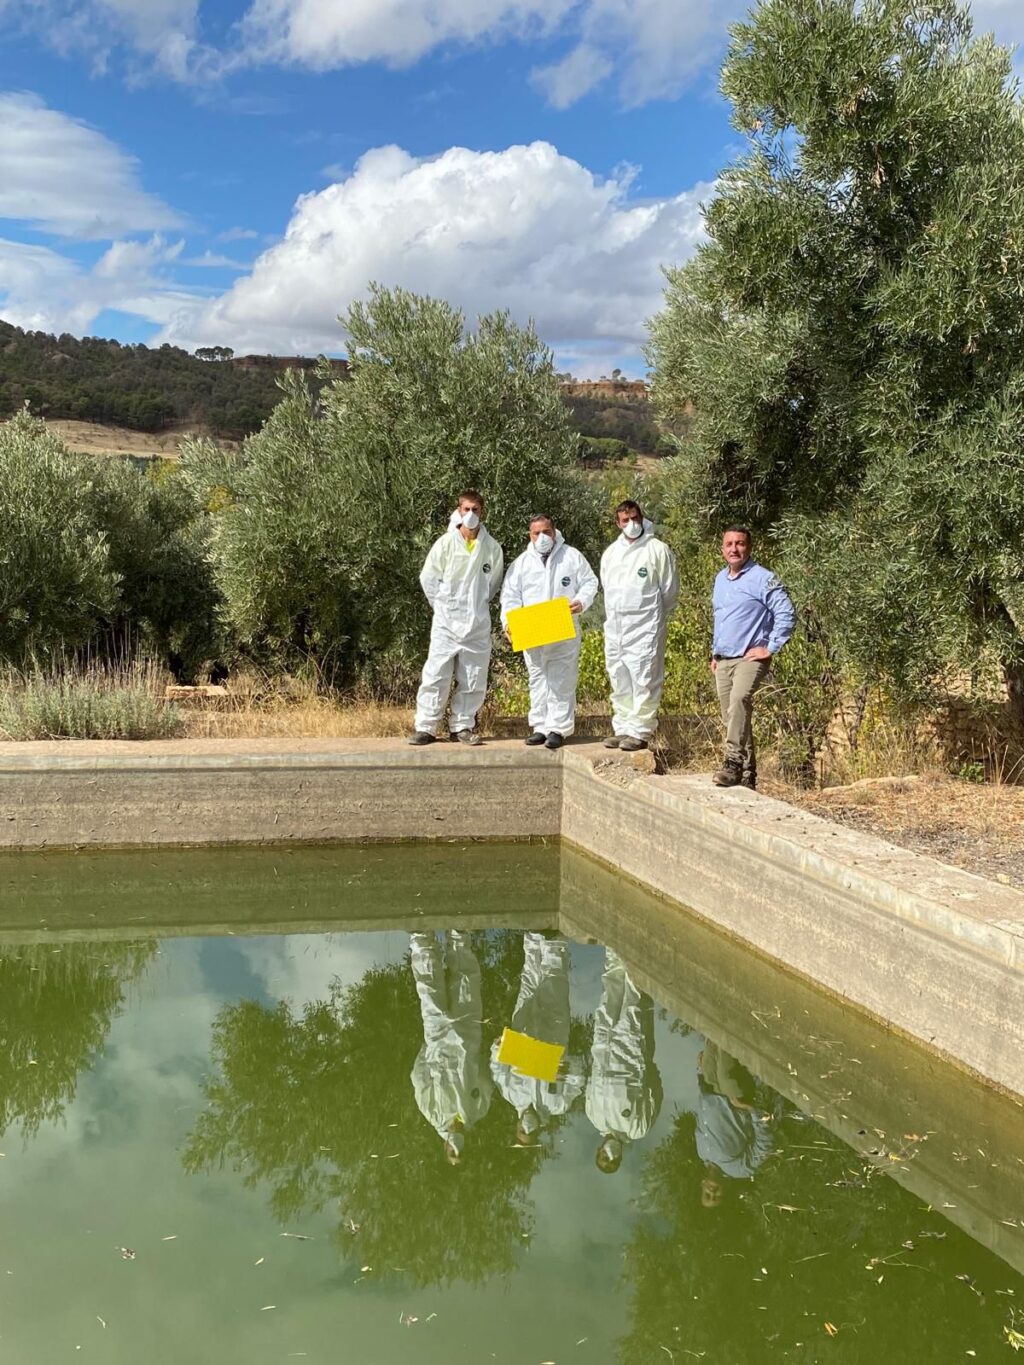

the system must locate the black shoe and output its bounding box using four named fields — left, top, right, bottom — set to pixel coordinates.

left=740, top=768, right=757, bottom=791
left=544, top=732, right=564, bottom=750
left=602, top=736, right=621, bottom=749
left=619, top=737, right=648, bottom=752
left=407, top=731, right=436, bottom=746
left=525, top=731, right=547, bottom=746
left=712, top=758, right=743, bottom=787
